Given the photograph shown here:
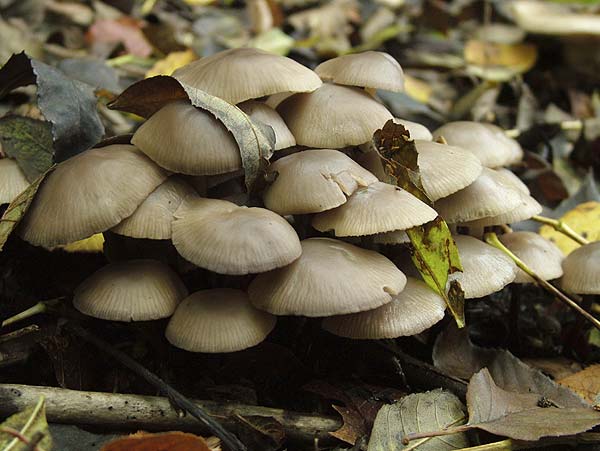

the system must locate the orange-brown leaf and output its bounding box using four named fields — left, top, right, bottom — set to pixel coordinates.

left=101, top=431, right=212, bottom=451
